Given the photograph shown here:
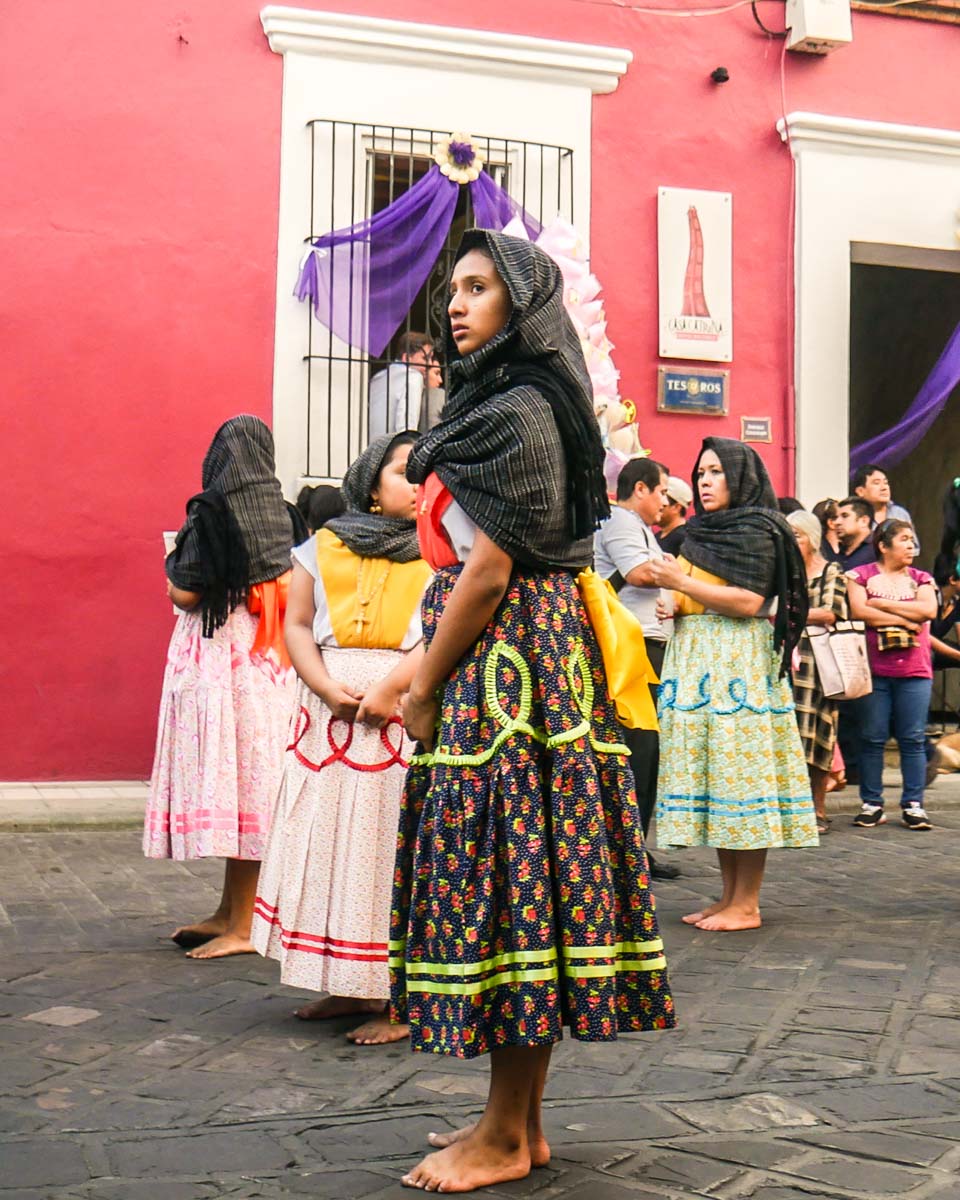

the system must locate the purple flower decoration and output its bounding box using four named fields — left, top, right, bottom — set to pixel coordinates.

left=449, top=140, right=476, bottom=167
left=434, top=132, right=485, bottom=184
